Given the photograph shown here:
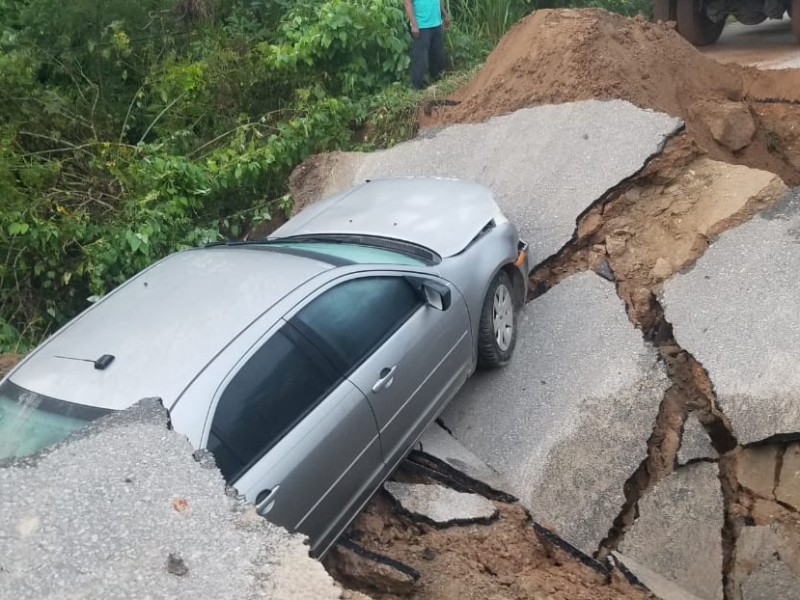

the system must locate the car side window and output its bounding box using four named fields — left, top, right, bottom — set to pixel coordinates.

left=291, top=277, right=422, bottom=374
left=208, top=327, right=339, bottom=482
